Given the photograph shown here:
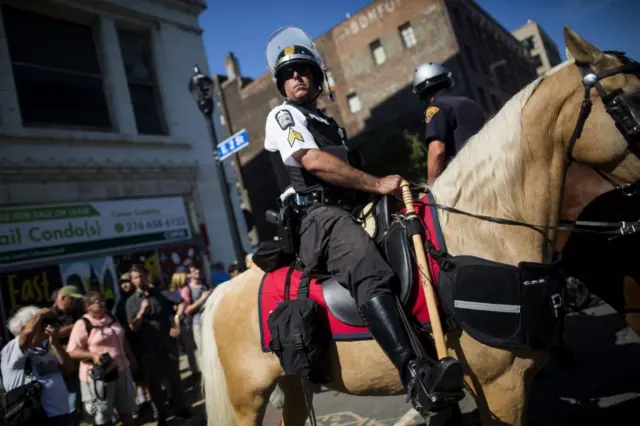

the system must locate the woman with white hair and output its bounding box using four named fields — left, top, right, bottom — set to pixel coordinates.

left=0, top=305, right=74, bottom=425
